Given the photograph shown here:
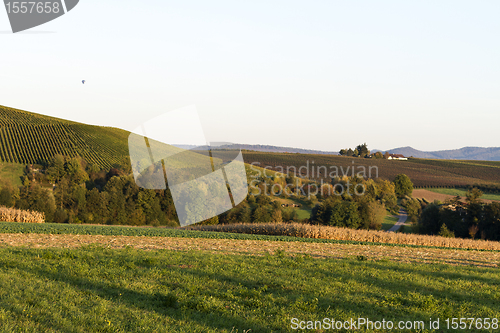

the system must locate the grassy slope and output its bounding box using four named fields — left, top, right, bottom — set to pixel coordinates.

left=428, top=188, right=500, bottom=202
left=0, top=246, right=498, bottom=332
left=242, top=151, right=500, bottom=187
left=381, top=214, right=399, bottom=231
left=0, top=162, right=24, bottom=186
left=0, top=105, right=130, bottom=168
